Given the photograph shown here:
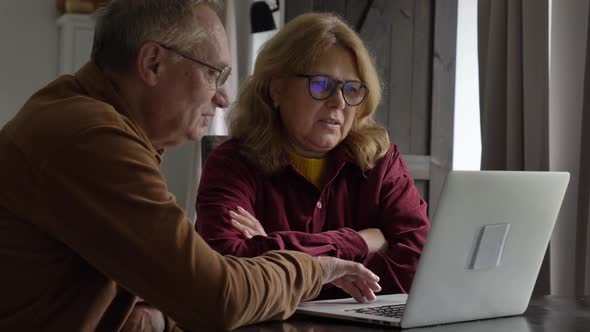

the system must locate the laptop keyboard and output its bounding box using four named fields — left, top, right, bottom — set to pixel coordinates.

left=345, top=304, right=406, bottom=318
